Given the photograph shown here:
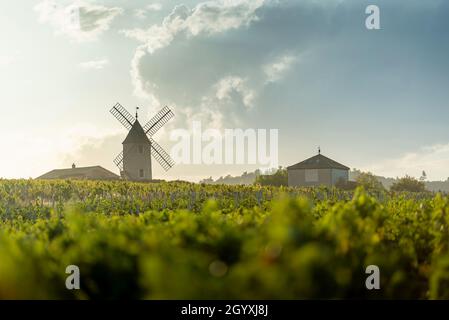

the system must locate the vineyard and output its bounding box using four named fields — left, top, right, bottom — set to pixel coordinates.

left=0, top=179, right=448, bottom=299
